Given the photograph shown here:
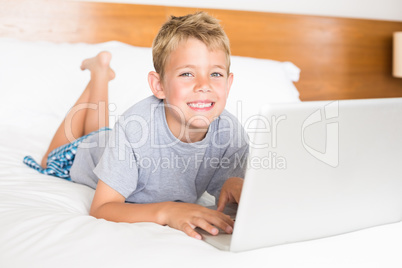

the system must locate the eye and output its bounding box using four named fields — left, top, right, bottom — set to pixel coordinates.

left=179, top=72, right=193, bottom=77
left=211, top=72, right=223, bottom=78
